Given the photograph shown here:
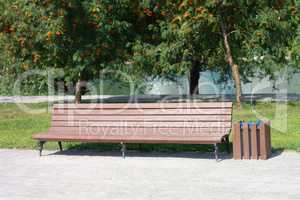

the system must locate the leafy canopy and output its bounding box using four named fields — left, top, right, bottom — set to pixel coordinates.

left=132, top=0, right=300, bottom=82
left=0, top=0, right=135, bottom=85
